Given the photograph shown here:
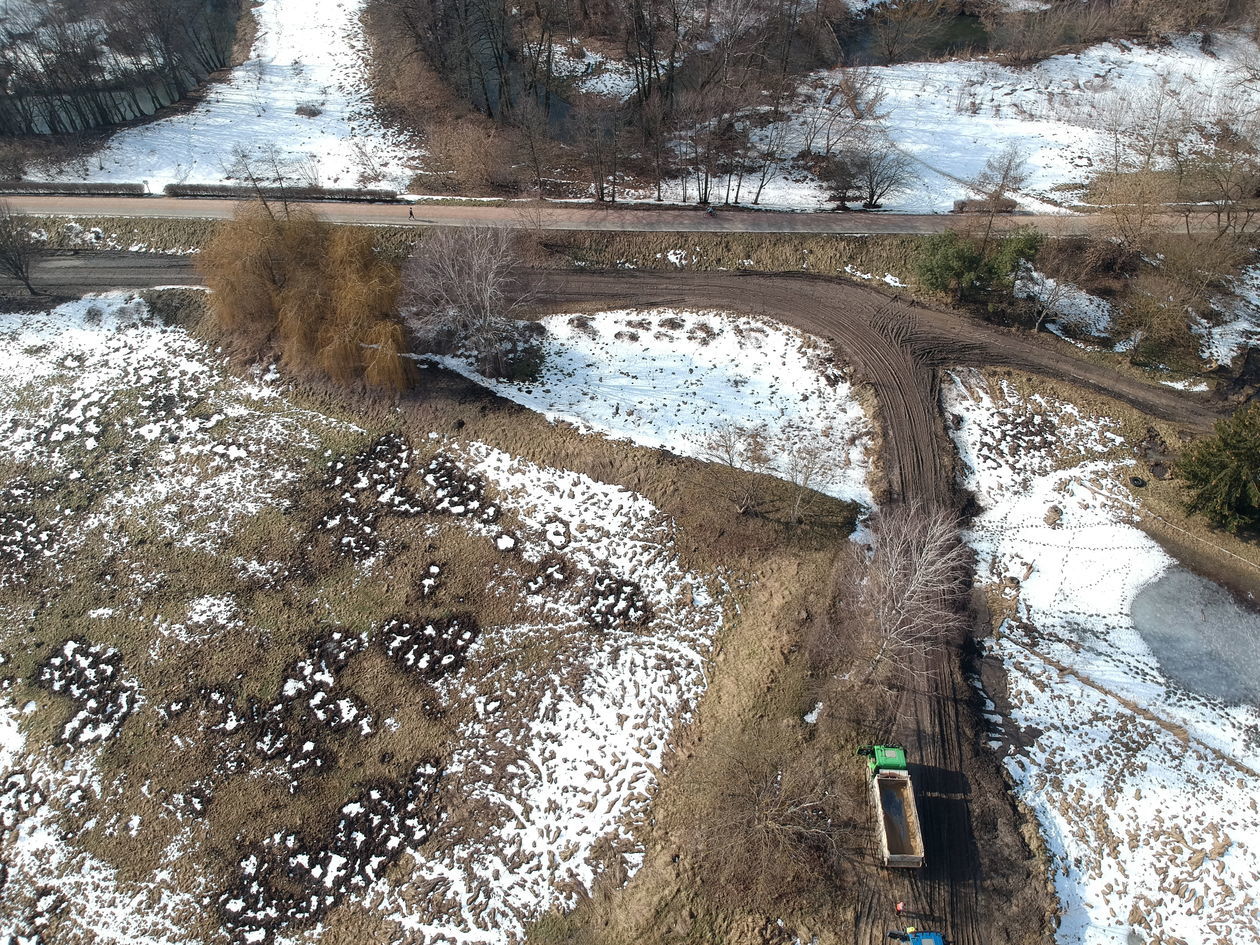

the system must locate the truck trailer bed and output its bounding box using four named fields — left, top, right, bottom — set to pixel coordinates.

left=872, top=769, right=925, bottom=868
